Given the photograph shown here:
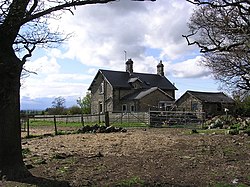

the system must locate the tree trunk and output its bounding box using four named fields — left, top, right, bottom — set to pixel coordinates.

left=0, top=52, right=31, bottom=179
